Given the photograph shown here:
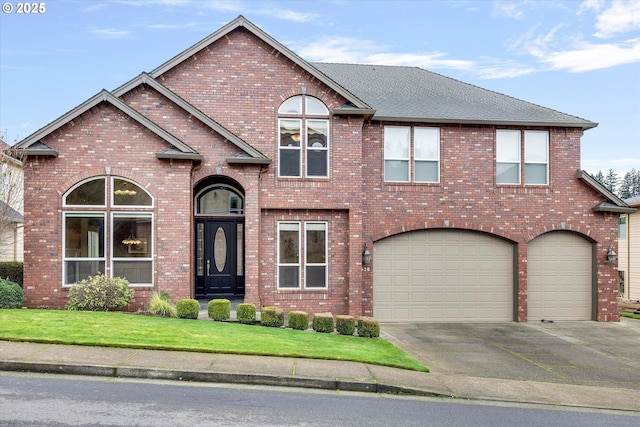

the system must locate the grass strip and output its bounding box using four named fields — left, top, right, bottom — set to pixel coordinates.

left=0, top=309, right=428, bottom=372
left=621, top=313, right=640, bottom=320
